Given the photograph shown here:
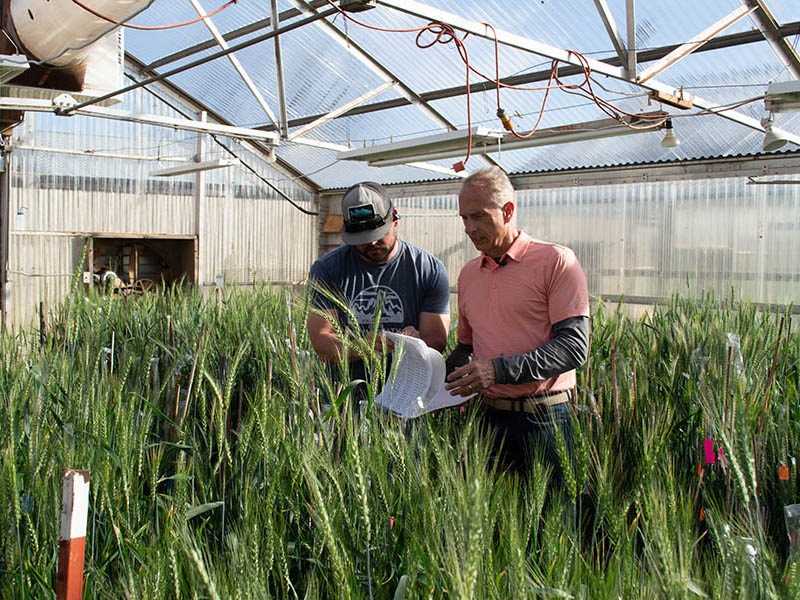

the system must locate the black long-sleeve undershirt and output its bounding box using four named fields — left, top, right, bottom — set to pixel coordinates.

left=445, top=316, right=589, bottom=385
